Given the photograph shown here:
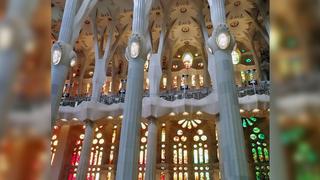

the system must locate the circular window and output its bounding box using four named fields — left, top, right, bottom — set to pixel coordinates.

left=250, top=134, right=257, bottom=140
left=193, top=135, right=200, bottom=142
left=96, top=133, right=102, bottom=139
left=197, top=129, right=204, bottom=135
left=201, top=135, right=207, bottom=141
left=141, top=137, right=147, bottom=143
left=181, top=136, right=187, bottom=142
left=253, top=127, right=261, bottom=134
